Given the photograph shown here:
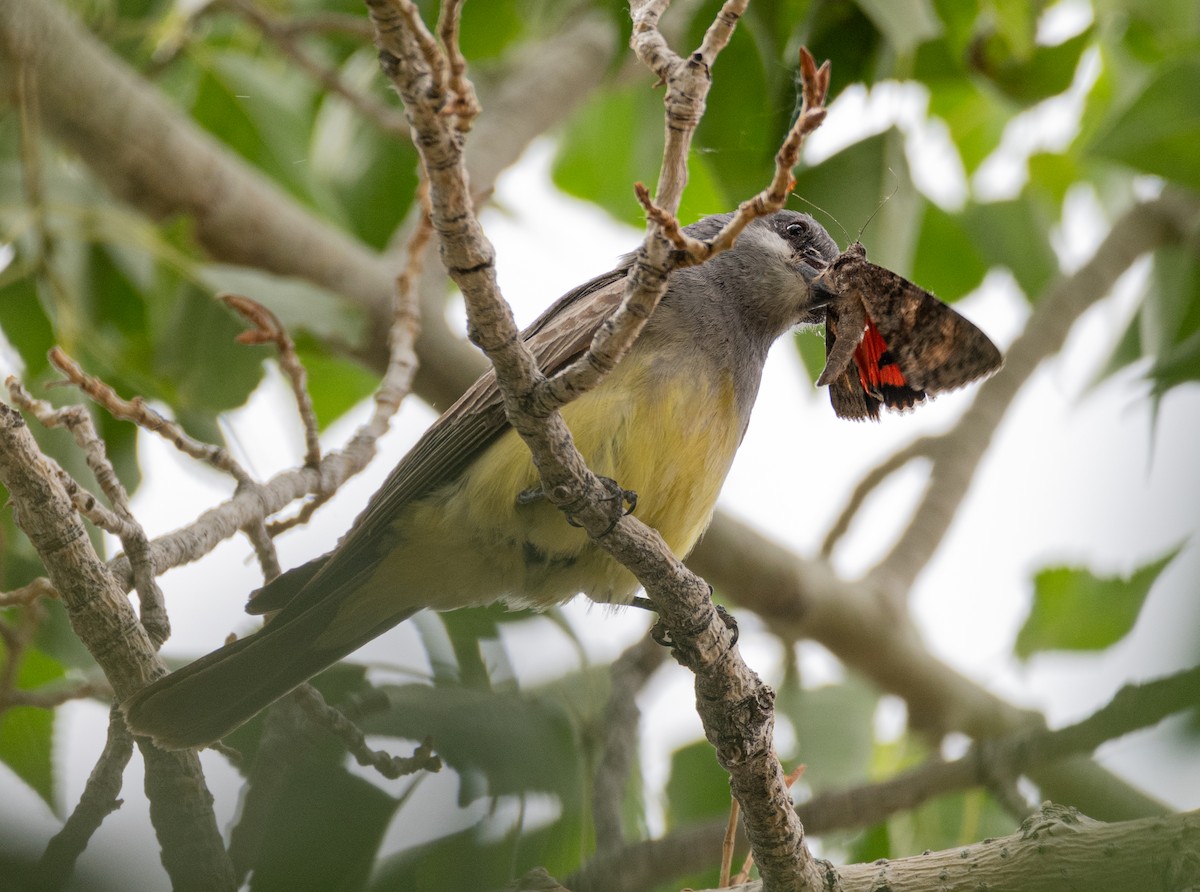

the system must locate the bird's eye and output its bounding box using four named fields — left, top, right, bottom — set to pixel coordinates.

left=786, top=221, right=809, bottom=236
